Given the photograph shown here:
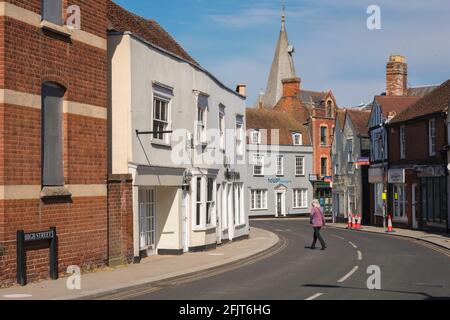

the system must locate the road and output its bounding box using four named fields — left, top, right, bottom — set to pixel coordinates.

left=98, top=219, right=450, bottom=300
